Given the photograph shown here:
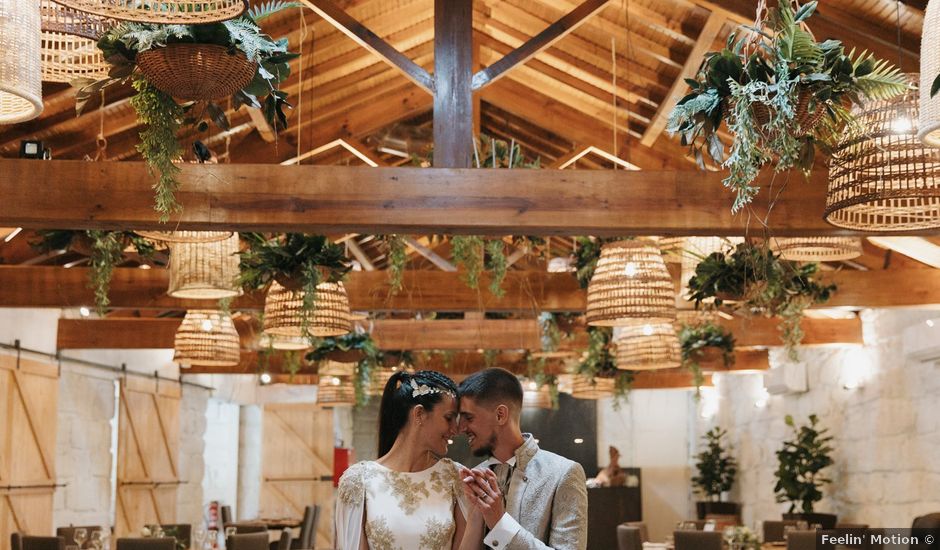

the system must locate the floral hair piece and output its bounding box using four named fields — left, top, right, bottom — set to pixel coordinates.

left=410, top=380, right=454, bottom=399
